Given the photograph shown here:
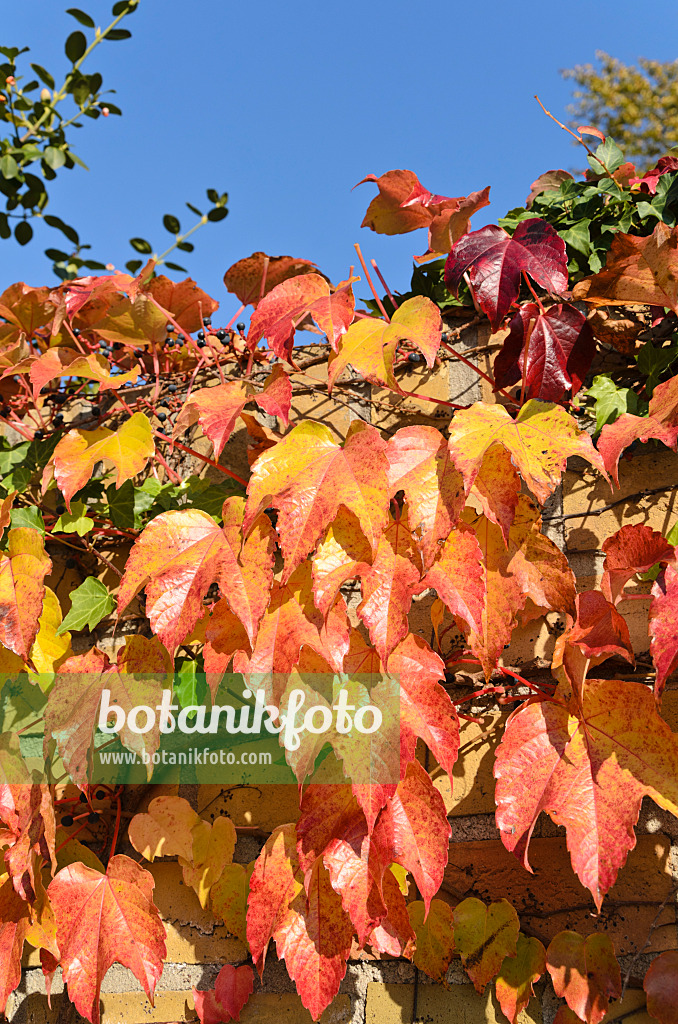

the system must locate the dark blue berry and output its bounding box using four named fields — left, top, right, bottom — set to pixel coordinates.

left=168, top=384, right=177, bottom=394
left=236, top=322, right=246, bottom=333
left=34, top=430, right=44, bottom=440
left=53, top=414, right=64, bottom=426
left=157, top=411, right=167, bottom=422
left=166, top=323, right=175, bottom=332
left=197, top=330, right=205, bottom=341
left=91, top=405, right=100, bottom=417
left=61, top=815, right=74, bottom=827
left=197, top=339, right=206, bottom=348
left=216, top=329, right=226, bottom=340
